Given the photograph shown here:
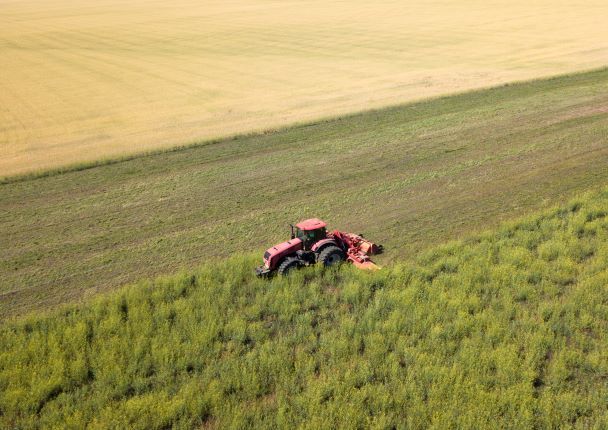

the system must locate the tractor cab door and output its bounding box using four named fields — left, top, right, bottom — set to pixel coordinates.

left=297, top=227, right=327, bottom=250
